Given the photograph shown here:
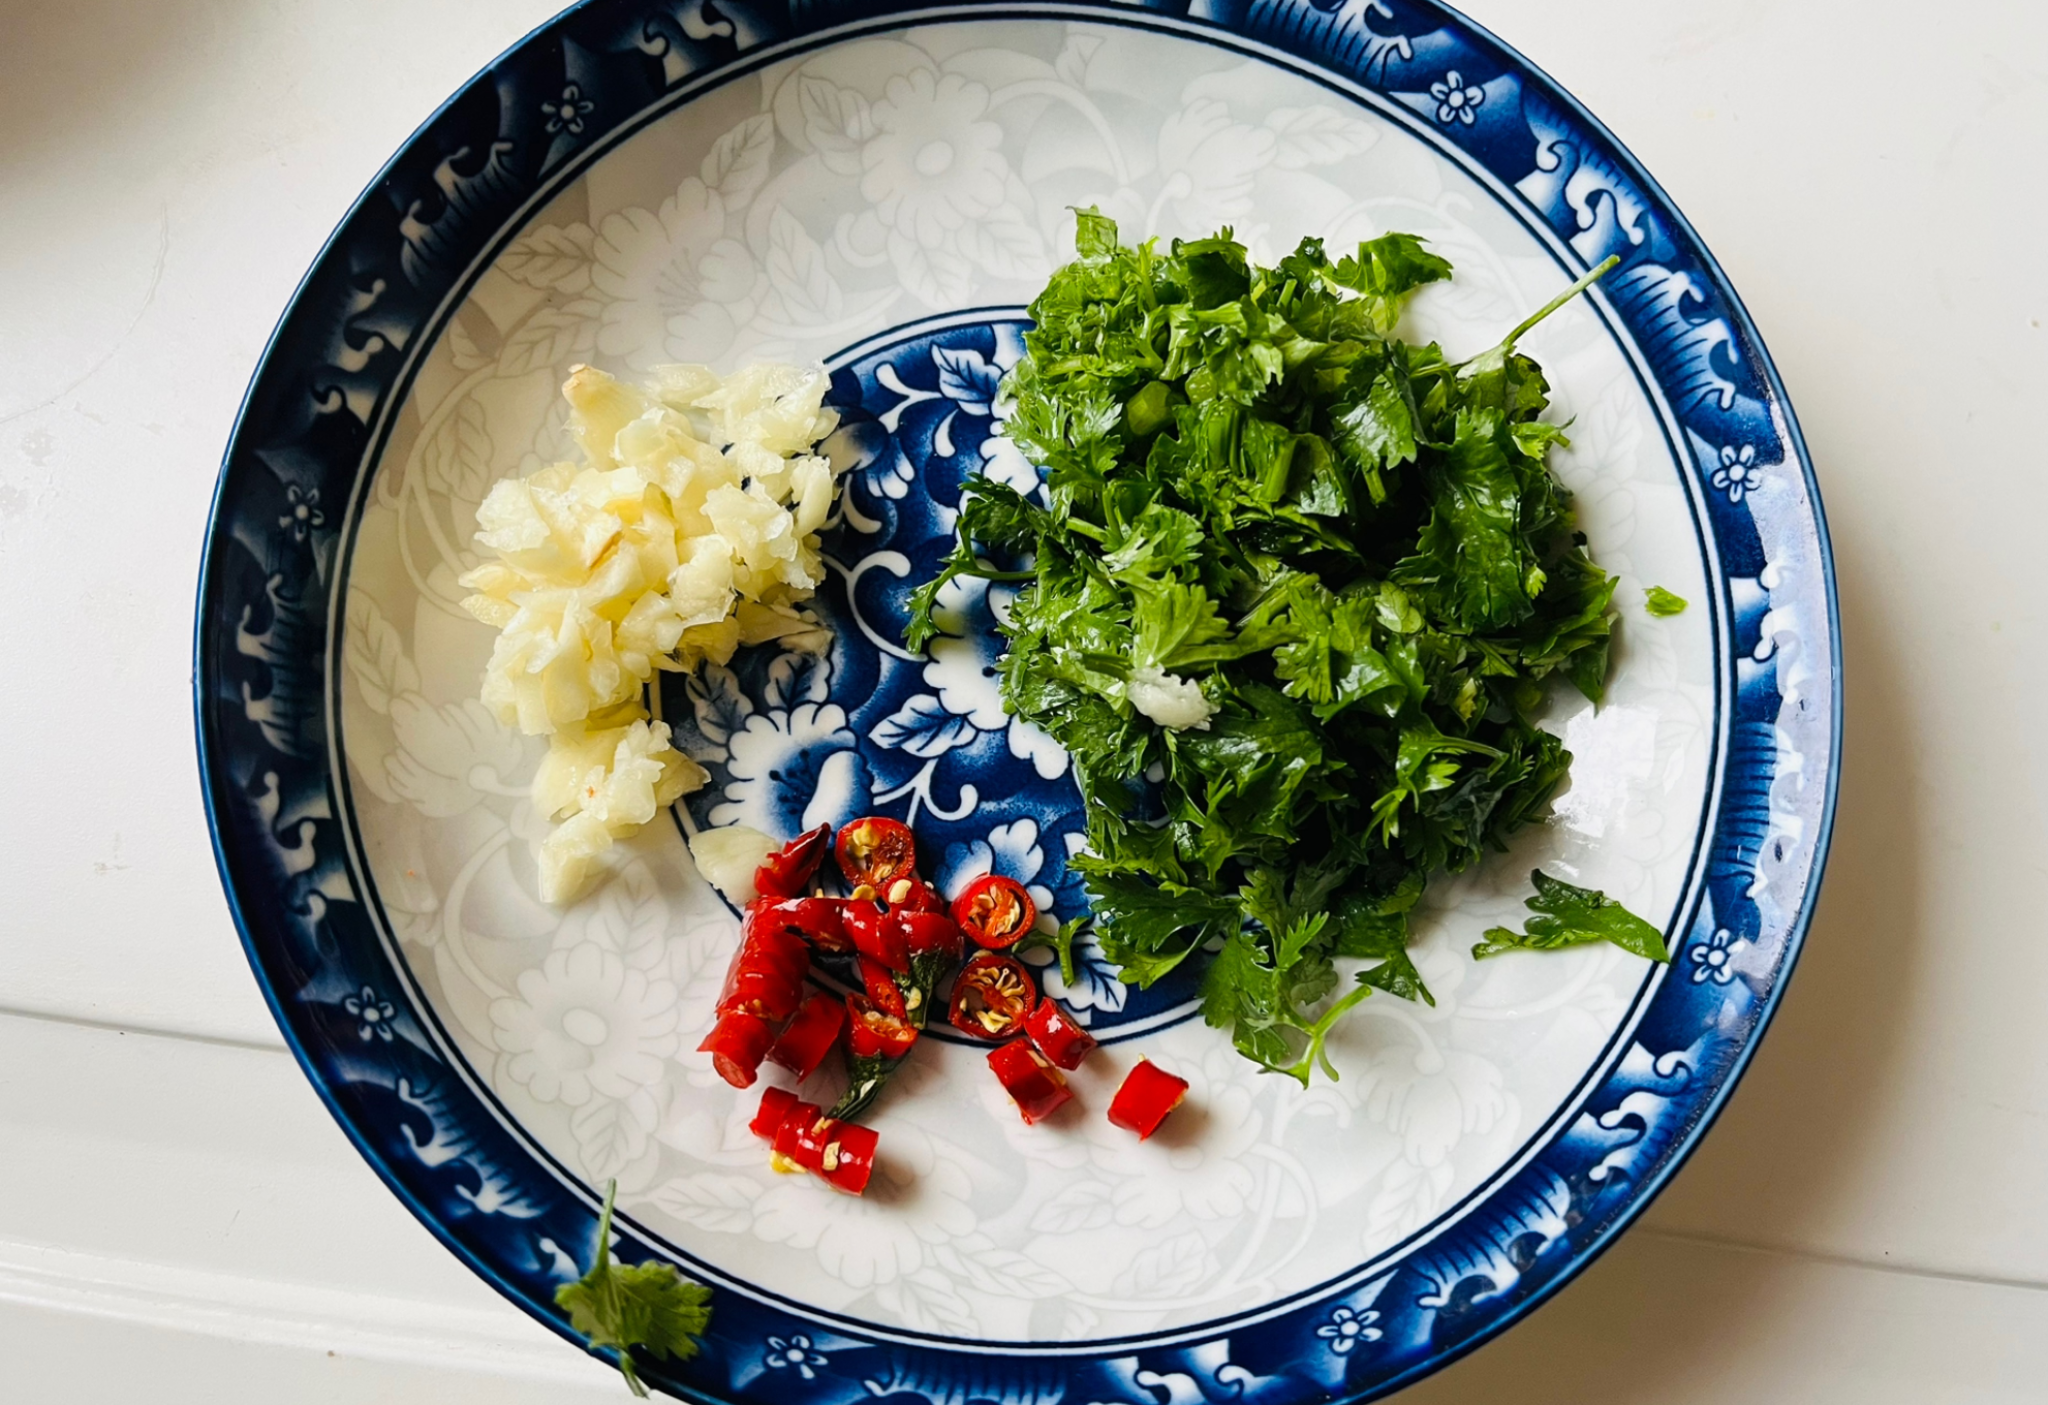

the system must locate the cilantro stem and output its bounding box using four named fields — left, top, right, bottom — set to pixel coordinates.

left=619, top=1349, right=648, bottom=1396
left=592, top=1179, right=650, bottom=1398
left=593, top=1177, right=618, bottom=1273
left=1015, top=919, right=1084, bottom=987
left=1280, top=982, right=1376, bottom=1087
left=1055, top=920, right=1079, bottom=987
left=1487, top=254, right=1622, bottom=359
left=593, top=1179, right=647, bottom=1400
